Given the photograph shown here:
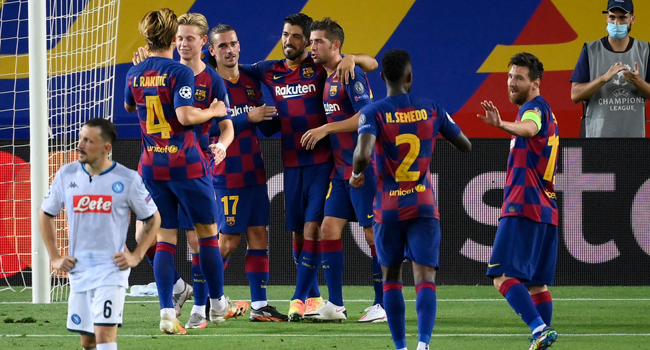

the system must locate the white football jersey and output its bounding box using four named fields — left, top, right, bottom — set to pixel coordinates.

left=41, top=161, right=157, bottom=293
